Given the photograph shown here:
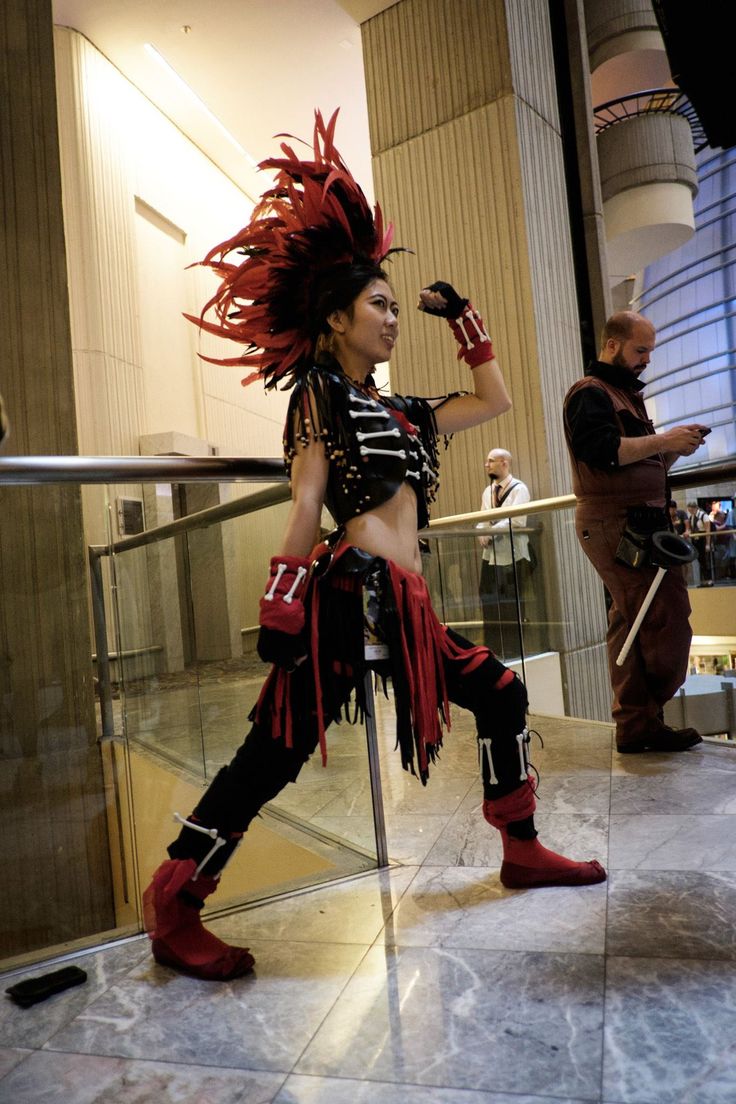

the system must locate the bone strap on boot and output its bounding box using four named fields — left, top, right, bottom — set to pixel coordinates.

left=143, top=816, right=254, bottom=980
